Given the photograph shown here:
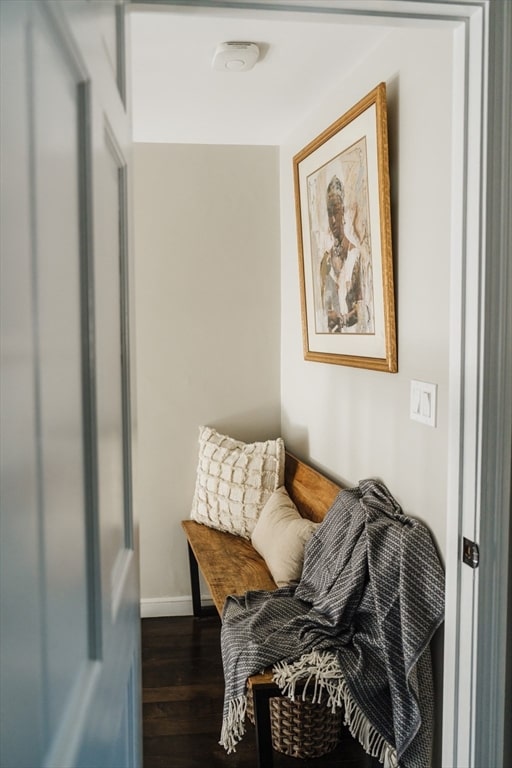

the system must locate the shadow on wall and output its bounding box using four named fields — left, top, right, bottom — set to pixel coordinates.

left=210, top=406, right=282, bottom=446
